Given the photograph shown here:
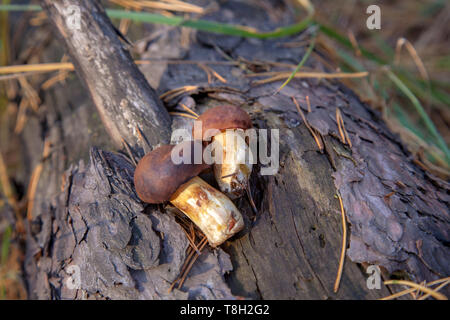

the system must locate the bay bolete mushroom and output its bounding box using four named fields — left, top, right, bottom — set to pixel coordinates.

left=193, top=105, right=253, bottom=199
left=134, top=141, right=244, bottom=247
